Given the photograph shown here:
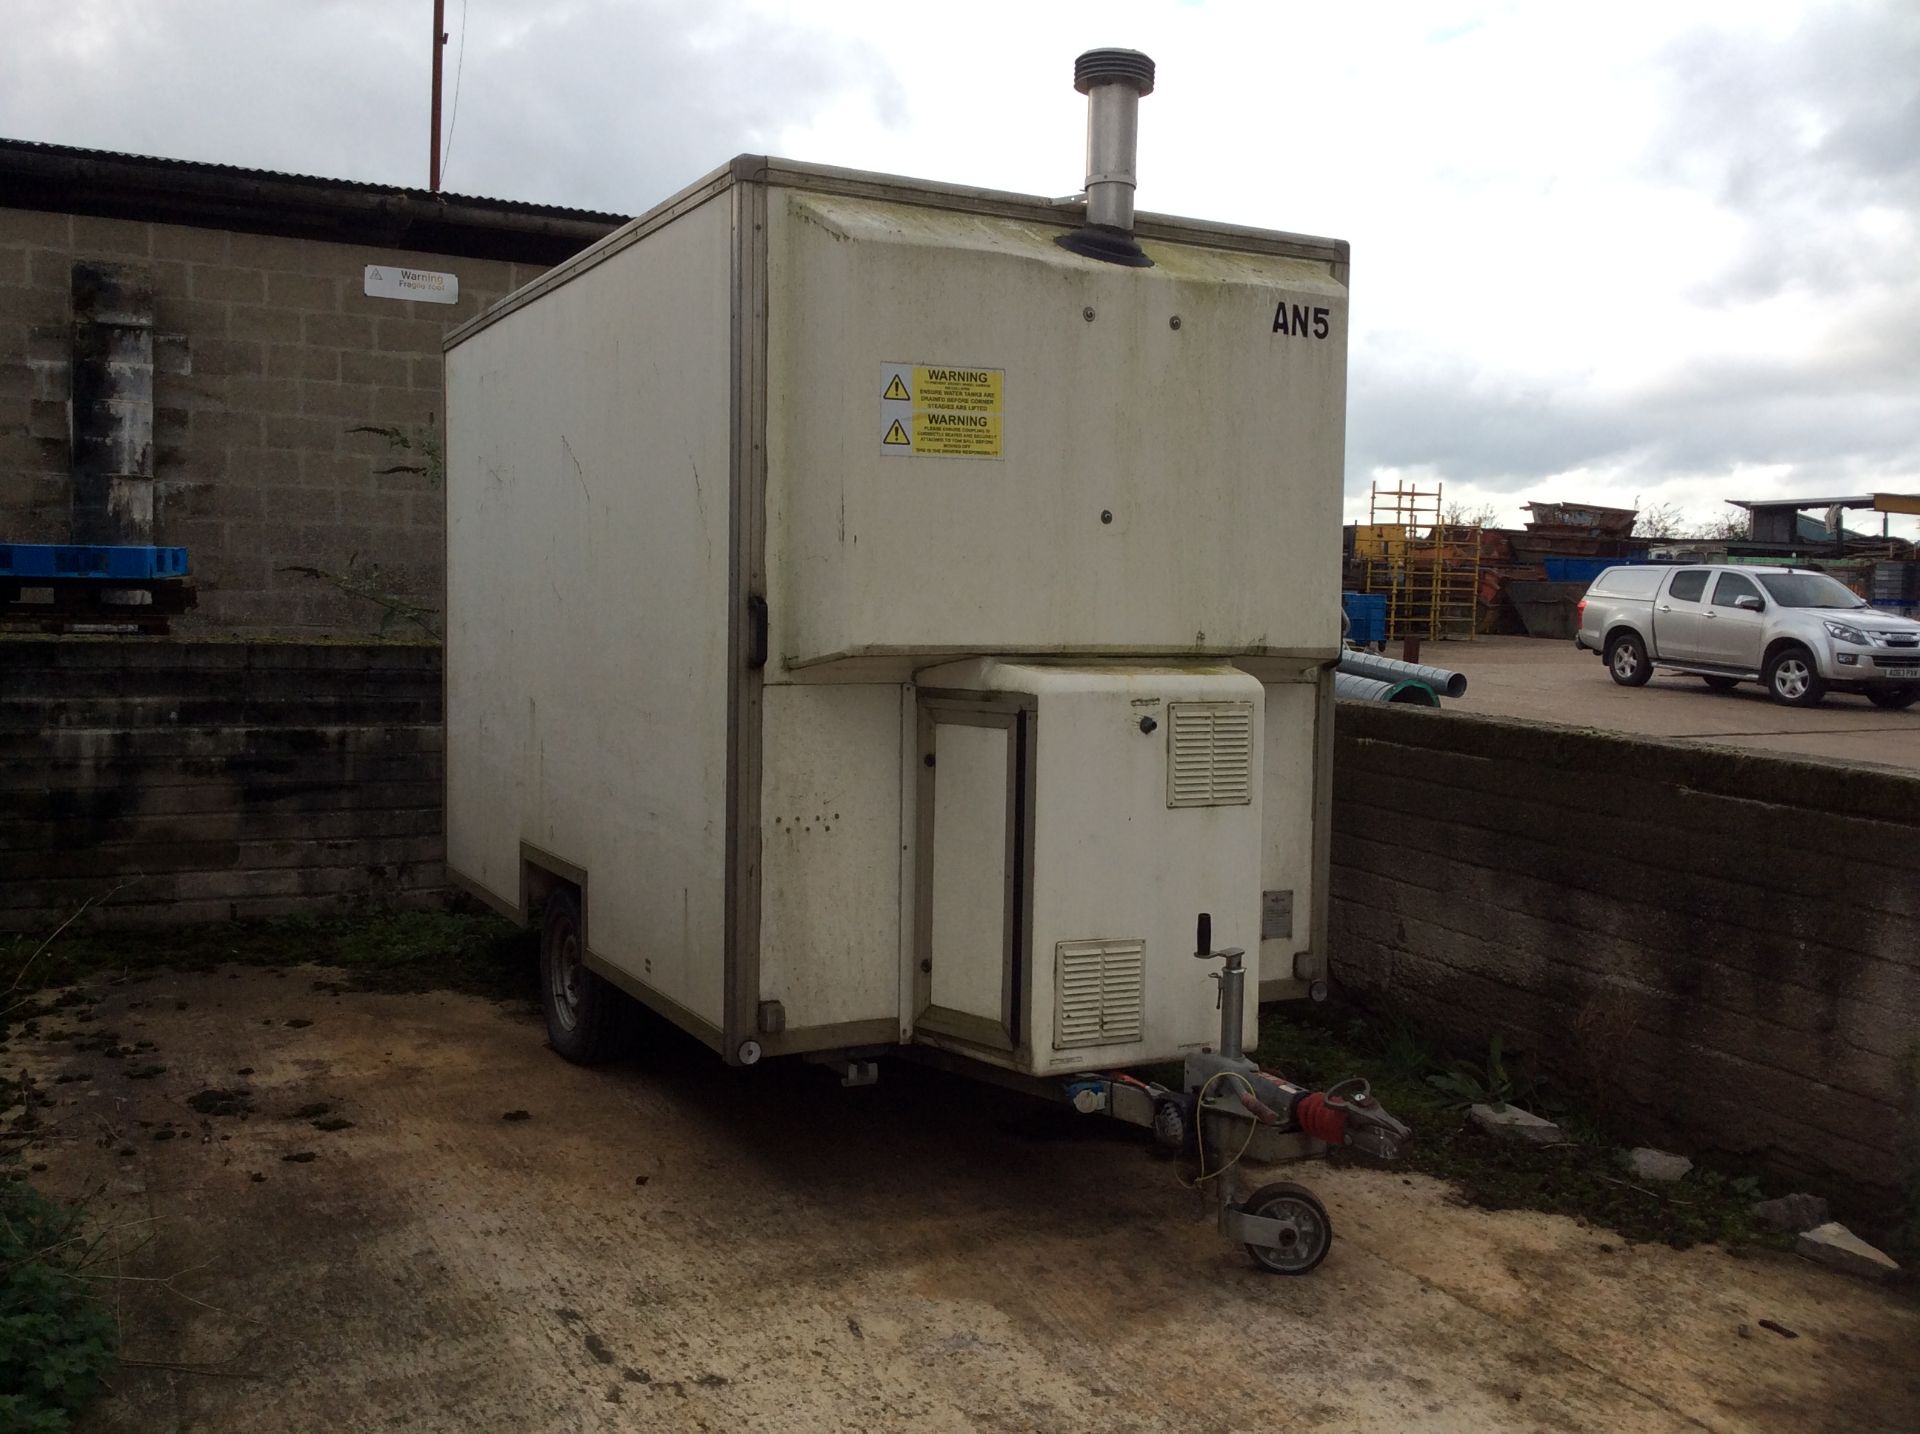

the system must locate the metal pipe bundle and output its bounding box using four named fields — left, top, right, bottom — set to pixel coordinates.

left=1335, top=650, right=1468, bottom=699
left=1333, top=671, right=1441, bottom=706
